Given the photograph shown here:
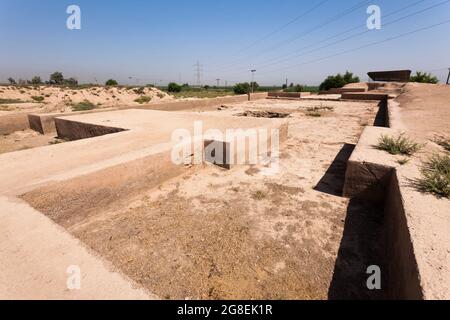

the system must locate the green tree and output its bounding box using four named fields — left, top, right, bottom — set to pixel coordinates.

left=8, top=77, right=16, bottom=85
left=105, top=79, right=118, bottom=86
left=319, top=71, right=360, bottom=91
left=65, top=77, right=78, bottom=86
left=233, top=82, right=251, bottom=94
left=167, top=82, right=182, bottom=93
left=31, top=76, right=42, bottom=84
left=50, top=72, right=64, bottom=85
left=410, top=71, right=438, bottom=84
